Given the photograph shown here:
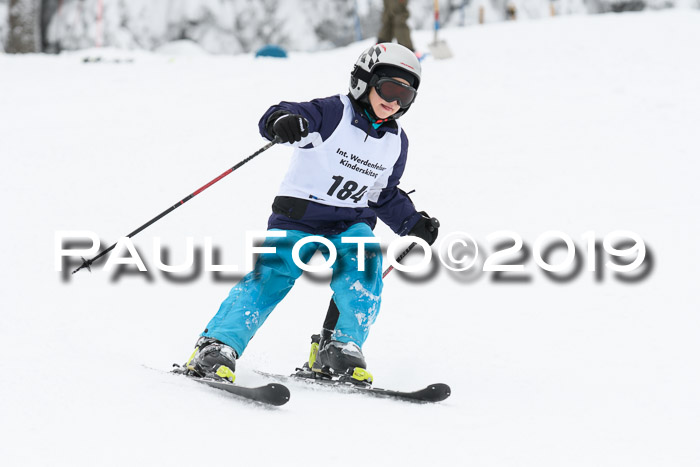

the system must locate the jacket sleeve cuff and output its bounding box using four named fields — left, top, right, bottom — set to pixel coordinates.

left=397, top=211, right=423, bottom=236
